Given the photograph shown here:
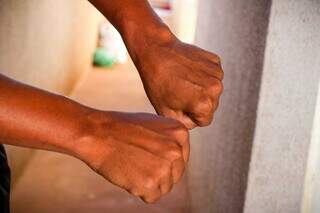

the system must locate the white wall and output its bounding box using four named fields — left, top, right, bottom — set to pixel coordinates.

left=244, top=1, right=320, bottom=212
